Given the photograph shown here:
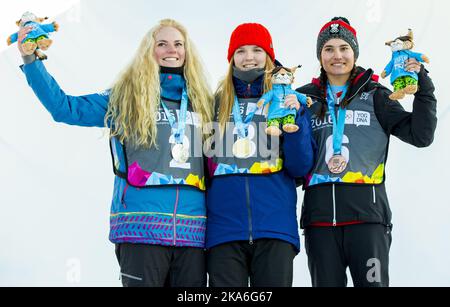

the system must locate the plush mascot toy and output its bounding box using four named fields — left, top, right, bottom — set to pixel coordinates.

left=257, top=66, right=312, bottom=136
left=7, top=12, right=59, bottom=60
left=381, top=29, right=430, bottom=101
